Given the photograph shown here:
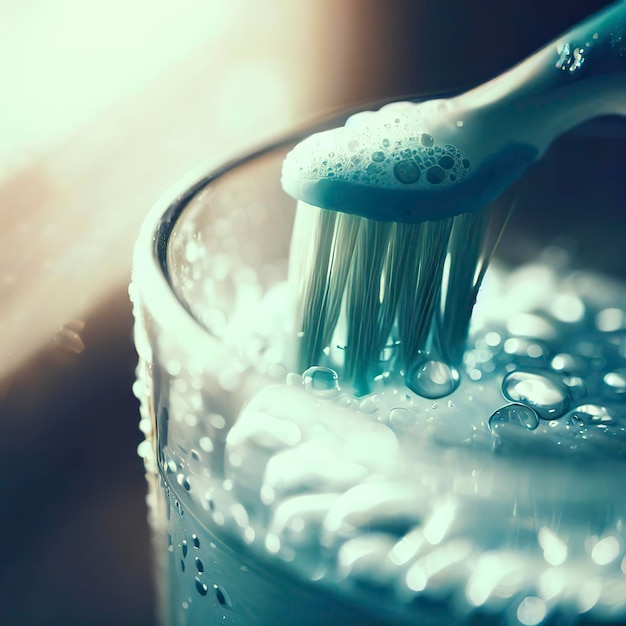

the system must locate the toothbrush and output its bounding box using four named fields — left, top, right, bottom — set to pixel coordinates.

left=282, top=1, right=626, bottom=397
